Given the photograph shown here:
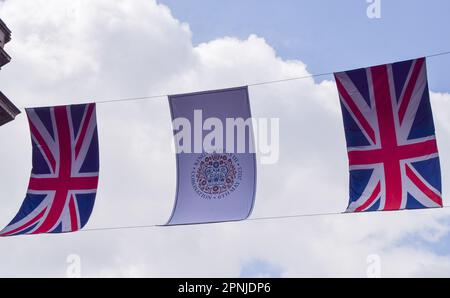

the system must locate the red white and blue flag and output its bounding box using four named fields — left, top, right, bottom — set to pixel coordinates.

left=0, top=103, right=99, bottom=236
left=334, top=58, right=442, bottom=212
